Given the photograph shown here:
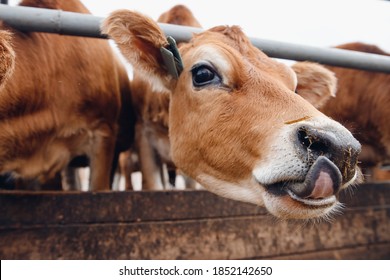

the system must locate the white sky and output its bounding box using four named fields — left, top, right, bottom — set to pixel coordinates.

left=7, top=0, right=390, bottom=60
left=82, top=0, right=390, bottom=51
left=7, top=0, right=390, bottom=50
